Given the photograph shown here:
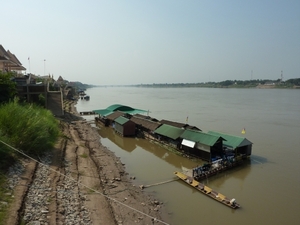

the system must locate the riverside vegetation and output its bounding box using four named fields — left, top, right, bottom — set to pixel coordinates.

left=0, top=100, right=60, bottom=224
